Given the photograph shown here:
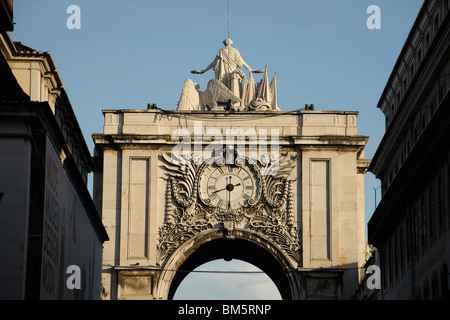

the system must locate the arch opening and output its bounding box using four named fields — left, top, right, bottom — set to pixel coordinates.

left=173, top=259, right=282, bottom=300
left=163, top=233, right=298, bottom=300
